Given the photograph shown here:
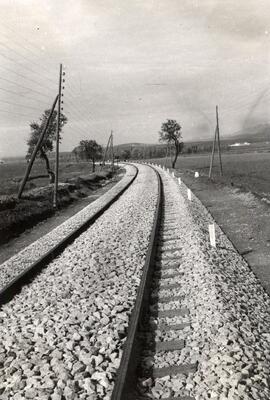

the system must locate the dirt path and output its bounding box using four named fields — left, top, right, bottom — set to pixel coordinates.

left=0, top=173, right=124, bottom=264
left=179, top=170, right=270, bottom=296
